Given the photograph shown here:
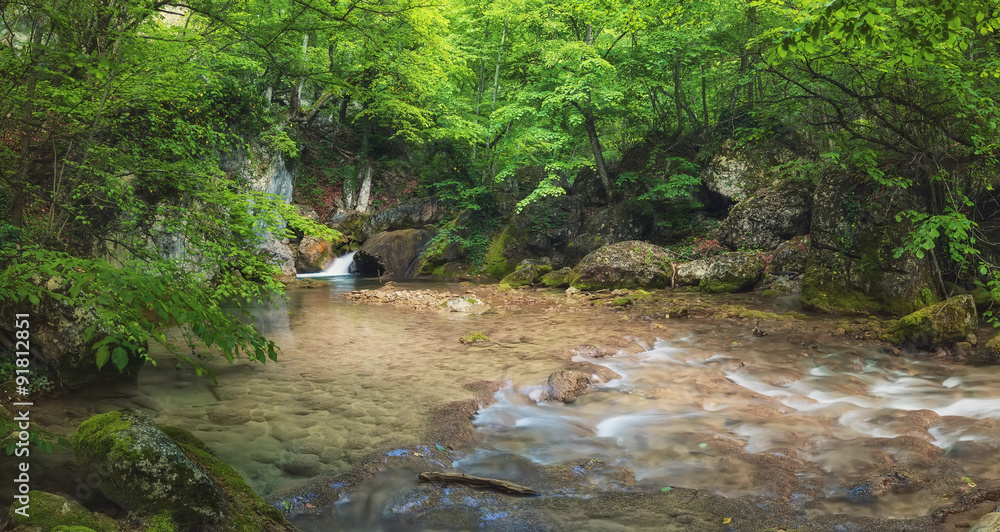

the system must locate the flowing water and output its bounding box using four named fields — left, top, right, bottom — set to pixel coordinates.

left=27, top=282, right=1000, bottom=529
left=296, top=251, right=358, bottom=278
